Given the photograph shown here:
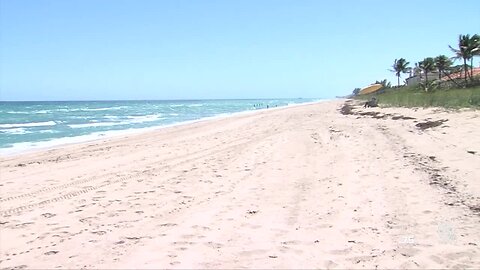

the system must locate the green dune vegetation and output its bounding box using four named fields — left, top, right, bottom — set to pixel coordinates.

left=353, top=34, right=480, bottom=108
